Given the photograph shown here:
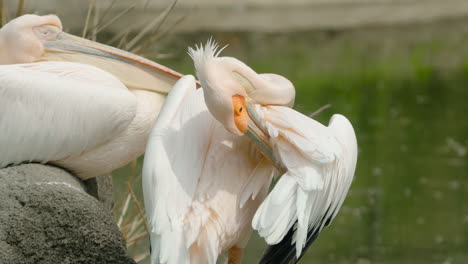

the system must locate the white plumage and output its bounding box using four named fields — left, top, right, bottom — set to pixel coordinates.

left=0, top=14, right=182, bottom=179
left=252, top=108, right=357, bottom=258
left=0, top=62, right=135, bottom=167
left=143, top=76, right=276, bottom=264
left=143, top=41, right=357, bottom=263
